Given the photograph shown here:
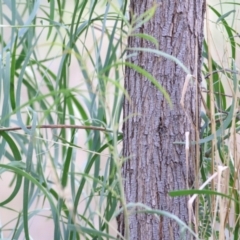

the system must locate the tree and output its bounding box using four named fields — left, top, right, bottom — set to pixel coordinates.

left=118, top=1, right=206, bottom=239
